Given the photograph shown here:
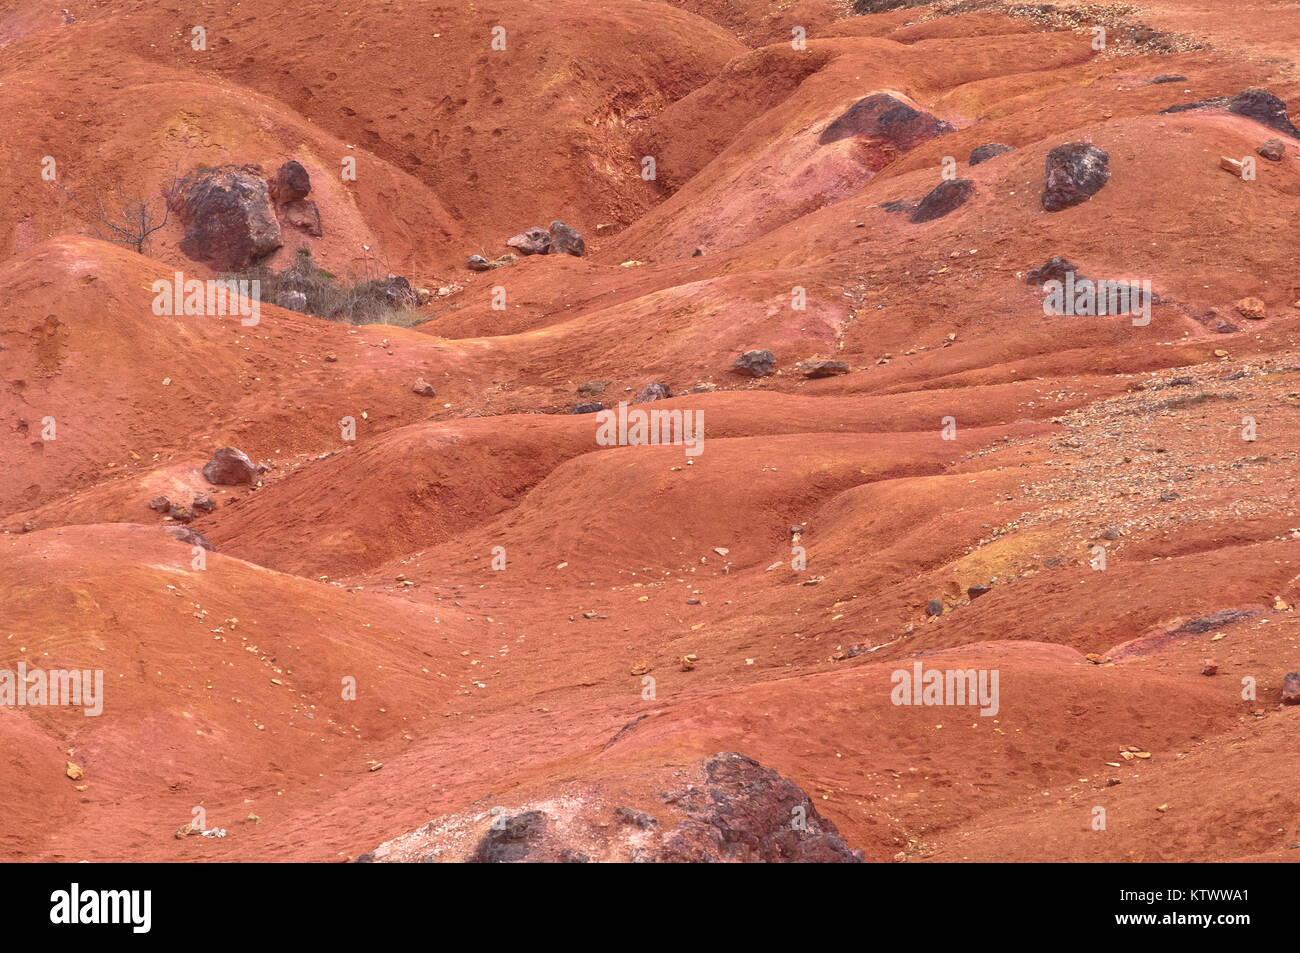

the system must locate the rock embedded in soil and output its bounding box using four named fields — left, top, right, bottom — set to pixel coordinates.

left=201, top=446, right=262, bottom=486
left=633, top=382, right=671, bottom=403
left=1258, top=139, right=1286, bottom=161
left=549, top=220, right=585, bottom=256
left=506, top=227, right=553, bottom=256
left=164, top=526, right=214, bottom=550
left=166, top=164, right=283, bottom=271
left=1041, top=142, right=1111, bottom=212
left=798, top=359, right=850, bottom=378
left=732, top=349, right=775, bottom=377
left=818, top=93, right=954, bottom=150
left=969, top=143, right=1015, bottom=165
left=909, top=178, right=974, bottom=223
left=1026, top=256, right=1083, bottom=286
